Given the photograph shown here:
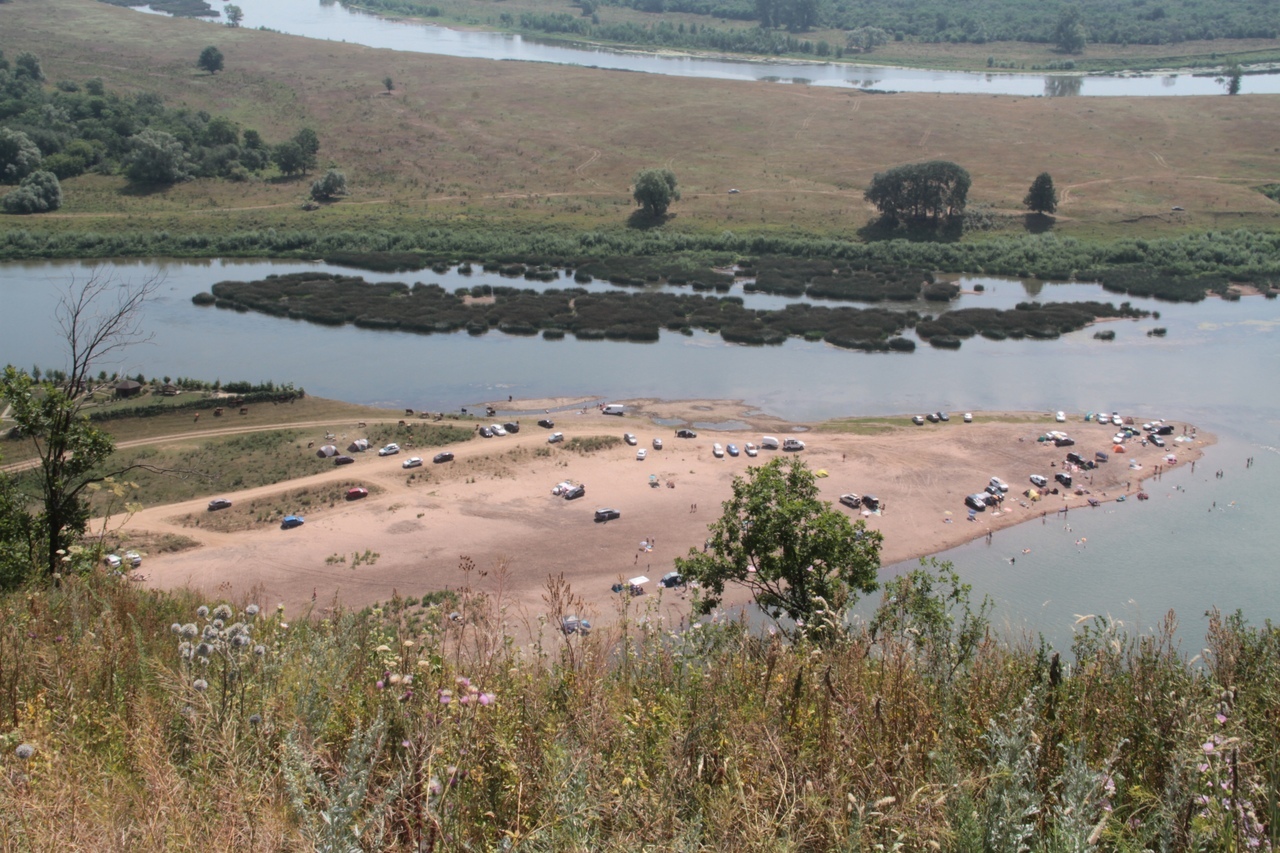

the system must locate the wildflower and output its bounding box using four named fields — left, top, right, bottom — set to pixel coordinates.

left=389, top=674, right=403, bottom=685
left=202, top=625, right=219, bottom=640
left=245, top=604, right=260, bottom=617
left=403, top=640, right=414, bottom=648
left=401, top=739, right=412, bottom=748
left=401, top=690, right=414, bottom=702
left=276, top=603, right=284, bottom=612
left=403, top=675, right=413, bottom=685
left=212, top=619, right=225, bottom=630
left=179, top=642, right=193, bottom=660
left=376, top=680, right=385, bottom=690
left=439, top=689, right=453, bottom=705
left=1203, top=741, right=1216, bottom=754
left=193, top=678, right=209, bottom=692
left=232, top=634, right=250, bottom=648
left=249, top=714, right=262, bottom=725
left=427, top=777, right=443, bottom=796
left=479, top=692, right=496, bottom=706
left=213, top=604, right=233, bottom=621
left=375, top=645, right=392, bottom=653
left=15, top=744, right=35, bottom=760
left=170, top=623, right=183, bottom=635
left=280, top=623, right=288, bottom=630
left=196, top=642, right=213, bottom=657
left=1216, top=712, right=1228, bottom=725
left=181, top=623, right=198, bottom=638
left=196, top=605, right=210, bottom=619
left=254, top=645, right=266, bottom=657
left=456, top=676, right=471, bottom=689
